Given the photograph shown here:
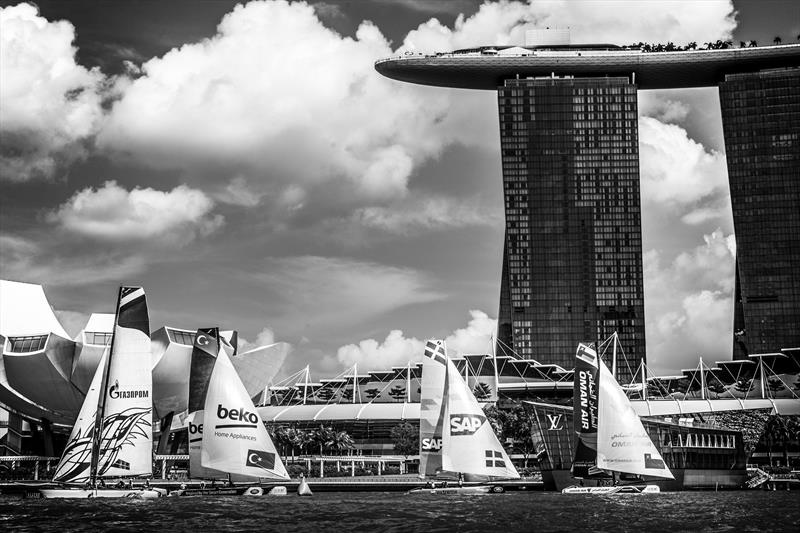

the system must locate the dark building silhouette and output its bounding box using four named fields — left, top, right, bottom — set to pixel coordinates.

left=496, top=76, right=645, bottom=381
left=719, top=67, right=800, bottom=358
left=376, top=44, right=800, bottom=373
